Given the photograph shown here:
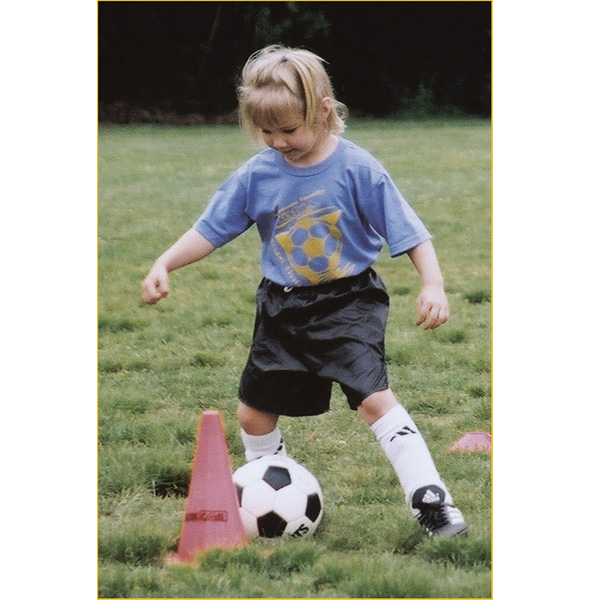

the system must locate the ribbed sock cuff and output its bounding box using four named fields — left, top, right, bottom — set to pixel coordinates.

left=240, top=427, right=286, bottom=461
